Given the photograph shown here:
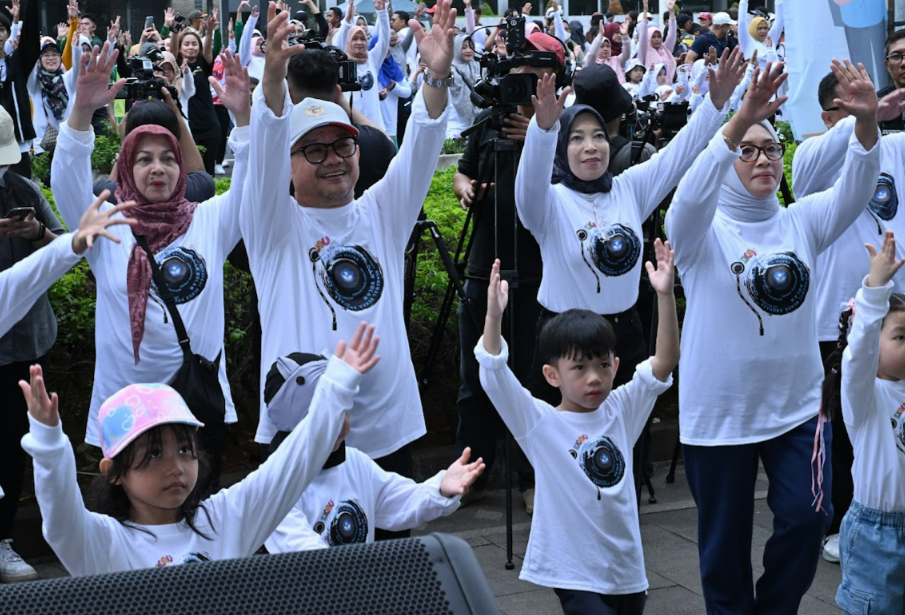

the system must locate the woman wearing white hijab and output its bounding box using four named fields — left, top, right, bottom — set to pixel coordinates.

left=664, top=60, right=880, bottom=615
left=334, top=0, right=391, bottom=131
left=238, top=7, right=266, bottom=82
left=447, top=33, right=480, bottom=138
